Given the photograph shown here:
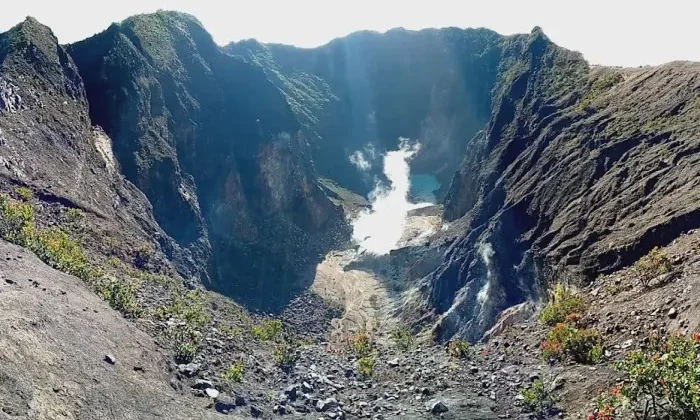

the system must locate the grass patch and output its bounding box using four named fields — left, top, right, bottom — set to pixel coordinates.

left=221, top=362, right=245, bottom=383
left=219, top=324, right=242, bottom=339
left=251, top=319, right=282, bottom=341
left=539, top=284, right=586, bottom=326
